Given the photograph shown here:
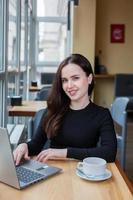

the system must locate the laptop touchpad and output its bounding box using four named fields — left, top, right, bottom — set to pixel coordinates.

left=37, top=166, right=49, bottom=171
